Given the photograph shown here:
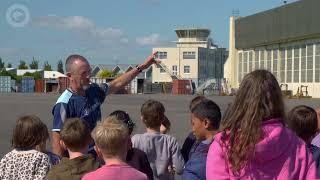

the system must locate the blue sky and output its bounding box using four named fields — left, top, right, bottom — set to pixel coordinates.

left=0, top=0, right=297, bottom=68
